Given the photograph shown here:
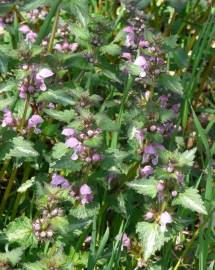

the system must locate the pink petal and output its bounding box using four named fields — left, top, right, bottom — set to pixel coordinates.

left=37, top=68, right=54, bottom=78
